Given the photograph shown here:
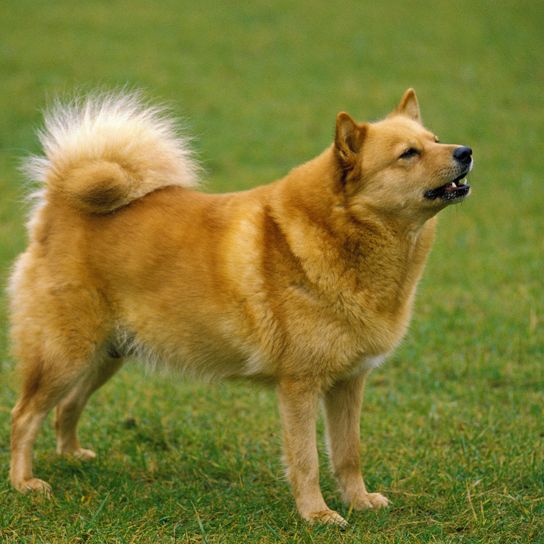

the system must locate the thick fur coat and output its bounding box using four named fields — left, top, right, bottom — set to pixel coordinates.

left=8, top=89, right=472, bottom=525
